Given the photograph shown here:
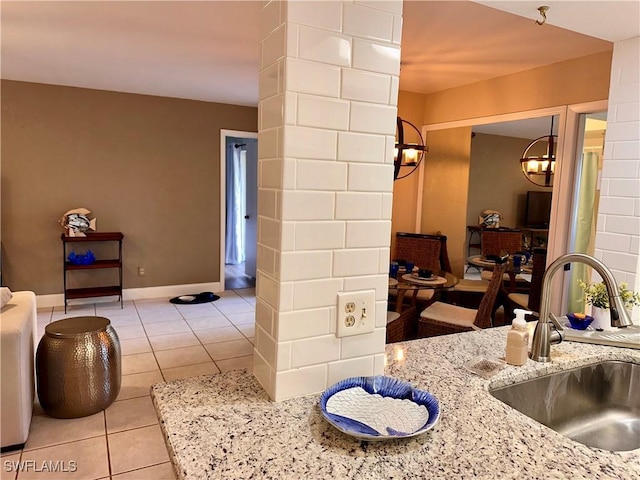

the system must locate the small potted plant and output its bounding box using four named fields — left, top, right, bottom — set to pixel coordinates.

left=577, top=280, right=640, bottom=330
